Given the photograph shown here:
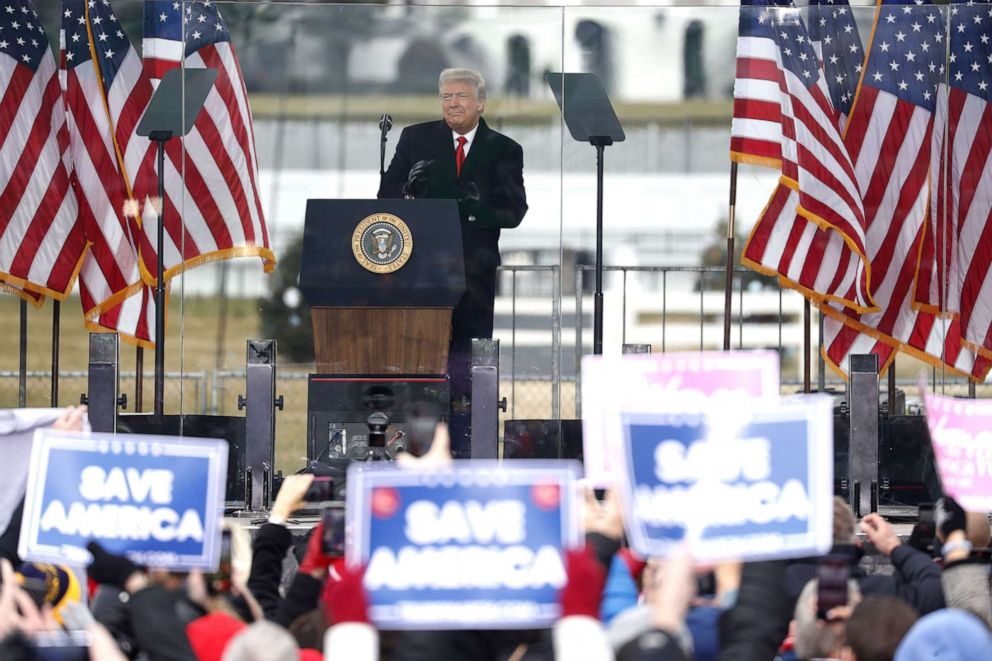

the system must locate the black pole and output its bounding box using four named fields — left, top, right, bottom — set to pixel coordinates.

left=887, top=358, right=896, bottom=414
left=803, top=299, right=811, bottom=393
left=18, top=298, right=27, bottom=408
left=51, top=301, right=60, bottom=407
left=215, top=262, right=229, bottom=373
left=724, top=162, right=738, bottom=351
left=153, top=135, right=170, bottom=416
left=592, top=139, right=611, bottom=355
left=818, top=311, right=825, bottom=392
left=135, top=347, right=144, bottom=413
